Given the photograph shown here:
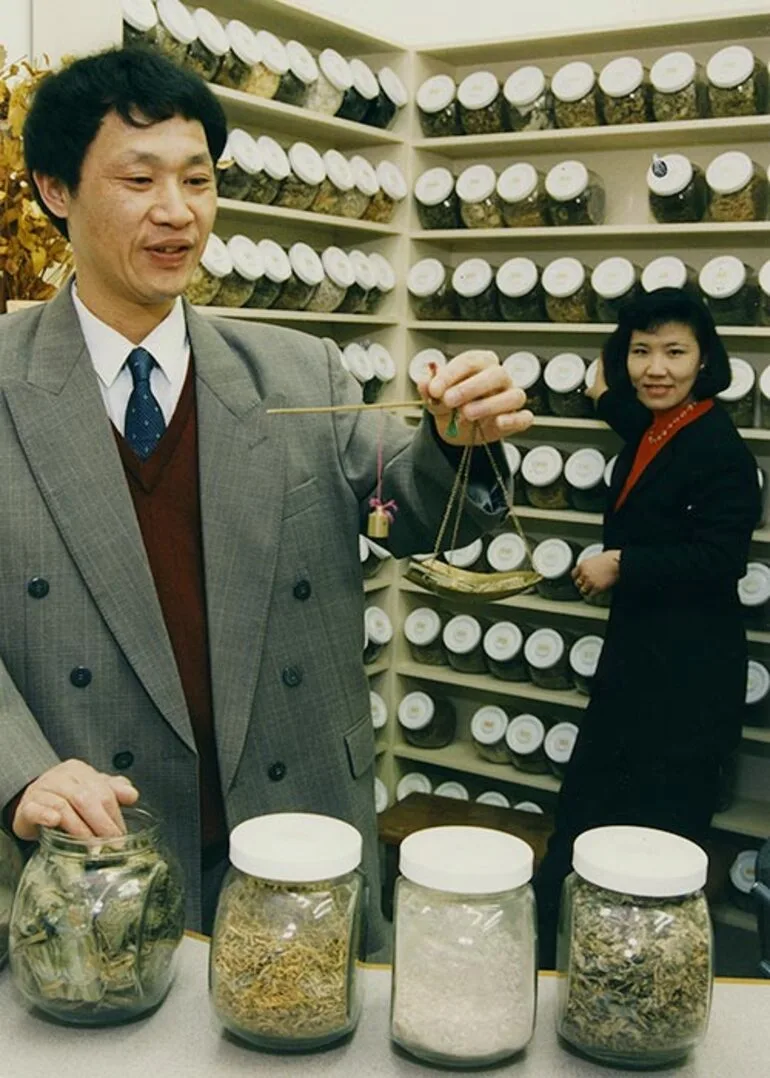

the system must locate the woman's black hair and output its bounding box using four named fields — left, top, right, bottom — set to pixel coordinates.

left=602, top=287, right=731, bottom=400
left=23, top=47, right=228, bottom=237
